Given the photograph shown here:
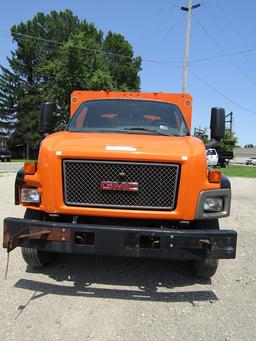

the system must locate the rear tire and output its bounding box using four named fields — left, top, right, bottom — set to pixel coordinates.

left=190, top=219, right=219, bottom=279
left=21, top=208, right=55, bottom=268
